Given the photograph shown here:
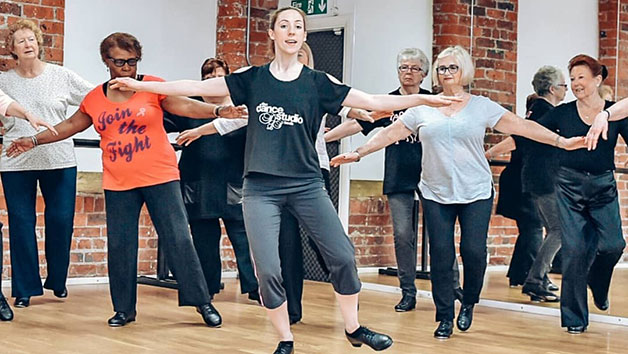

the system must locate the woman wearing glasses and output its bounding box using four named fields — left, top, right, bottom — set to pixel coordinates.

left=487, top=65, right=568, bottom=302
left=0, top=19, right=93, bottom=309
left=6, top=32, right=244, bottom=328
left=331, top=46, right=586, bottom=339
left=325, top=47, right=462, bottom=312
